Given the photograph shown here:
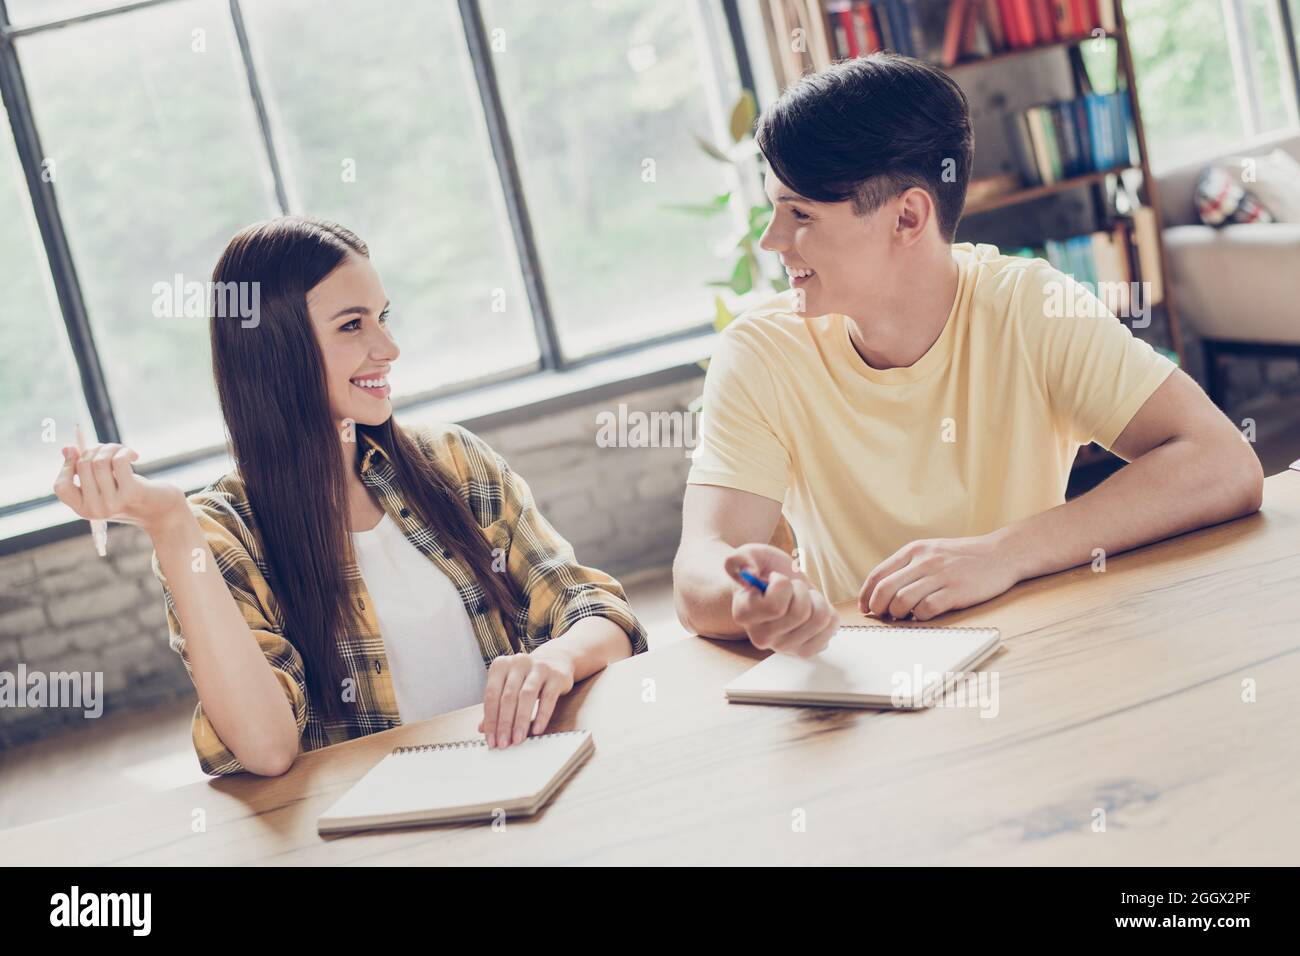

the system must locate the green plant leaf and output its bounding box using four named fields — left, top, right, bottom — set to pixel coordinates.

left=729, top=90, right=757, bottom=144
left=662, top=191, right=732, bottom=216
left=747, top=205, right=772, bottom=240
left=713, top=294, right=736, bottom=332
left=726, top=255, right=753, bottom=296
